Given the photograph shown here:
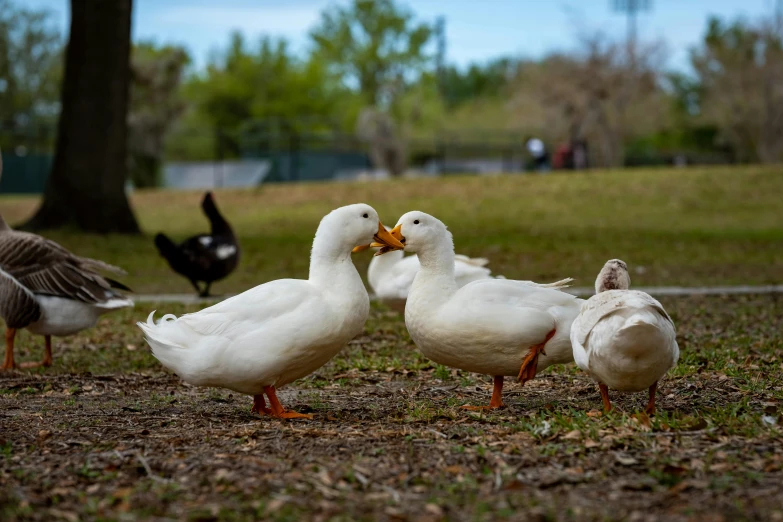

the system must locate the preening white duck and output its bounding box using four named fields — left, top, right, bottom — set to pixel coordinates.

left=570, top=259, right=679, bottom=414
left=138, top=204, right=403, bottom=419
left=363, top=246, right=501, bottom=301
left=371, top=211, right=582, bottom=410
